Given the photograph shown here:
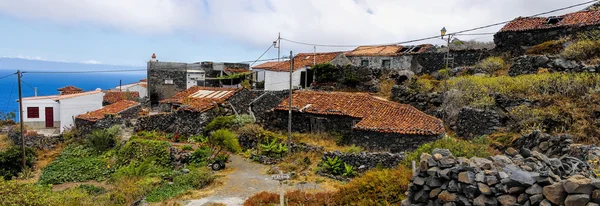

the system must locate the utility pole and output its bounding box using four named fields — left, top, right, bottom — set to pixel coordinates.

left=288, top=51, right=293, bottom=149
left=277, top=32, right=281, bottom=62
left=17, top=70, right=26, bottom=169
left=119, top=80, right=122, bottom=92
